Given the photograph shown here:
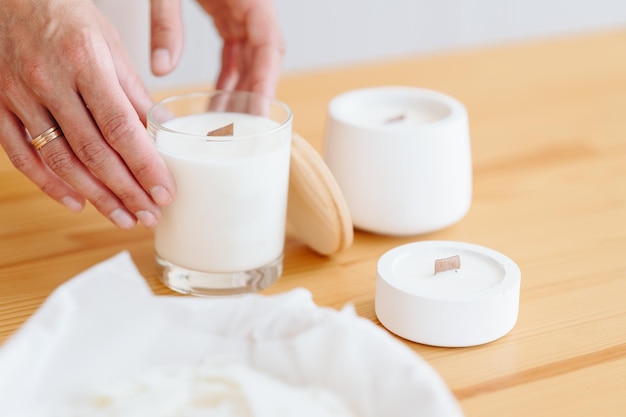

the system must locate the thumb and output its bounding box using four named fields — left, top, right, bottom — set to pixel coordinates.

left=150, top=0, right=184, bottom=76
